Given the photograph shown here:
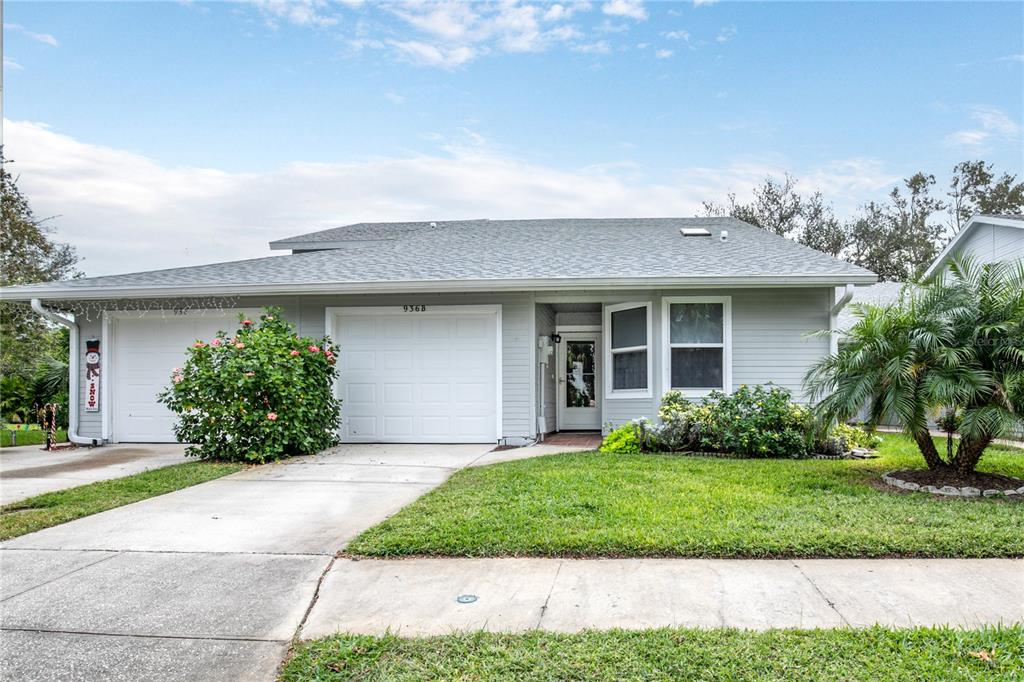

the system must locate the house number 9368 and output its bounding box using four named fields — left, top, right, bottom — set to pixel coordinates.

left=402, top=305, right=427, bottom=312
